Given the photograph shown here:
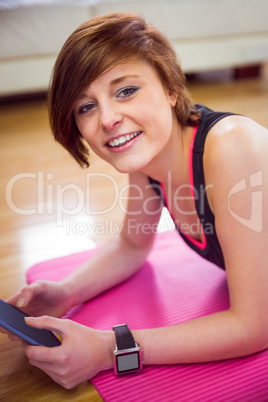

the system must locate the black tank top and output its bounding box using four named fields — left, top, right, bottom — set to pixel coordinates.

left=149, top=104, right=236, bottom=270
